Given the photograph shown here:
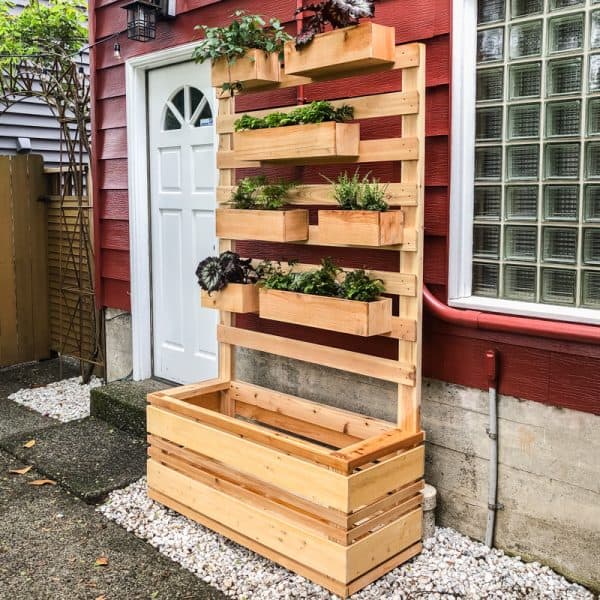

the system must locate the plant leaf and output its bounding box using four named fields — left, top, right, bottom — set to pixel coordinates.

left=95, top=556, right=109, bottom=567
left=9, top=465, right=33, bottom=475
left=28, top=479, right=56, bottom=486
left=23, top=439, right=36, bottom=448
